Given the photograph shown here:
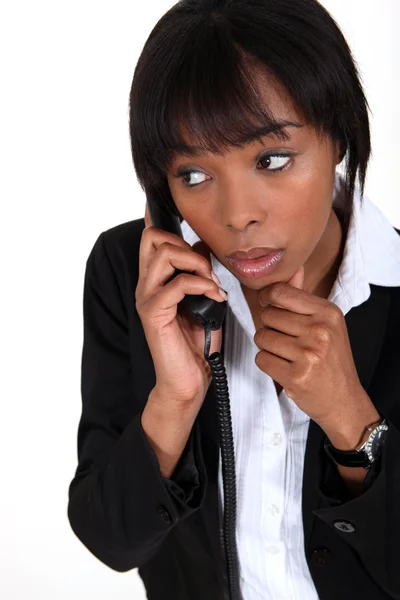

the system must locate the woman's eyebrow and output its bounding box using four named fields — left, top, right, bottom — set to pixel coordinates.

left=177, top=121, right=303, bottom=157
